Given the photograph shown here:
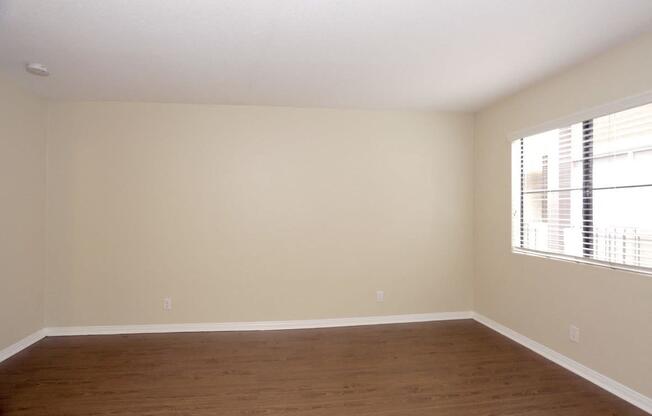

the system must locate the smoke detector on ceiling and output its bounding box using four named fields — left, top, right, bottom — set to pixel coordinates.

left=25, top=63, right=49, bottom=76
